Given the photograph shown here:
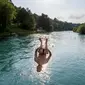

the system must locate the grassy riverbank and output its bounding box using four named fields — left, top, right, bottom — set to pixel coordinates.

left=0, top=25, right=37, bottom=38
